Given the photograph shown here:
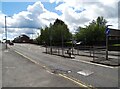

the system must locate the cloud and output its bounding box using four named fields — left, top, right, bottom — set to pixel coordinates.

left=54, top=0, right=119, bottom=30
left=8, top=1, right=60, bottom=29
left=27, top=1, right=46, bottom=14
left=0, top=11, right=5, bottom=28
left=0, top=0, right=119, bottom=40
left=8, top=1, right=47, bottom=28
left=0, top=1, right=60, bottom=40
left=11, top=1, right=60, bottom=29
